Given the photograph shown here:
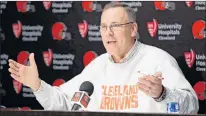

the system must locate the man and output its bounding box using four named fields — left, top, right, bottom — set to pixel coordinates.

left=8, top=2, right=198, bottom=113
